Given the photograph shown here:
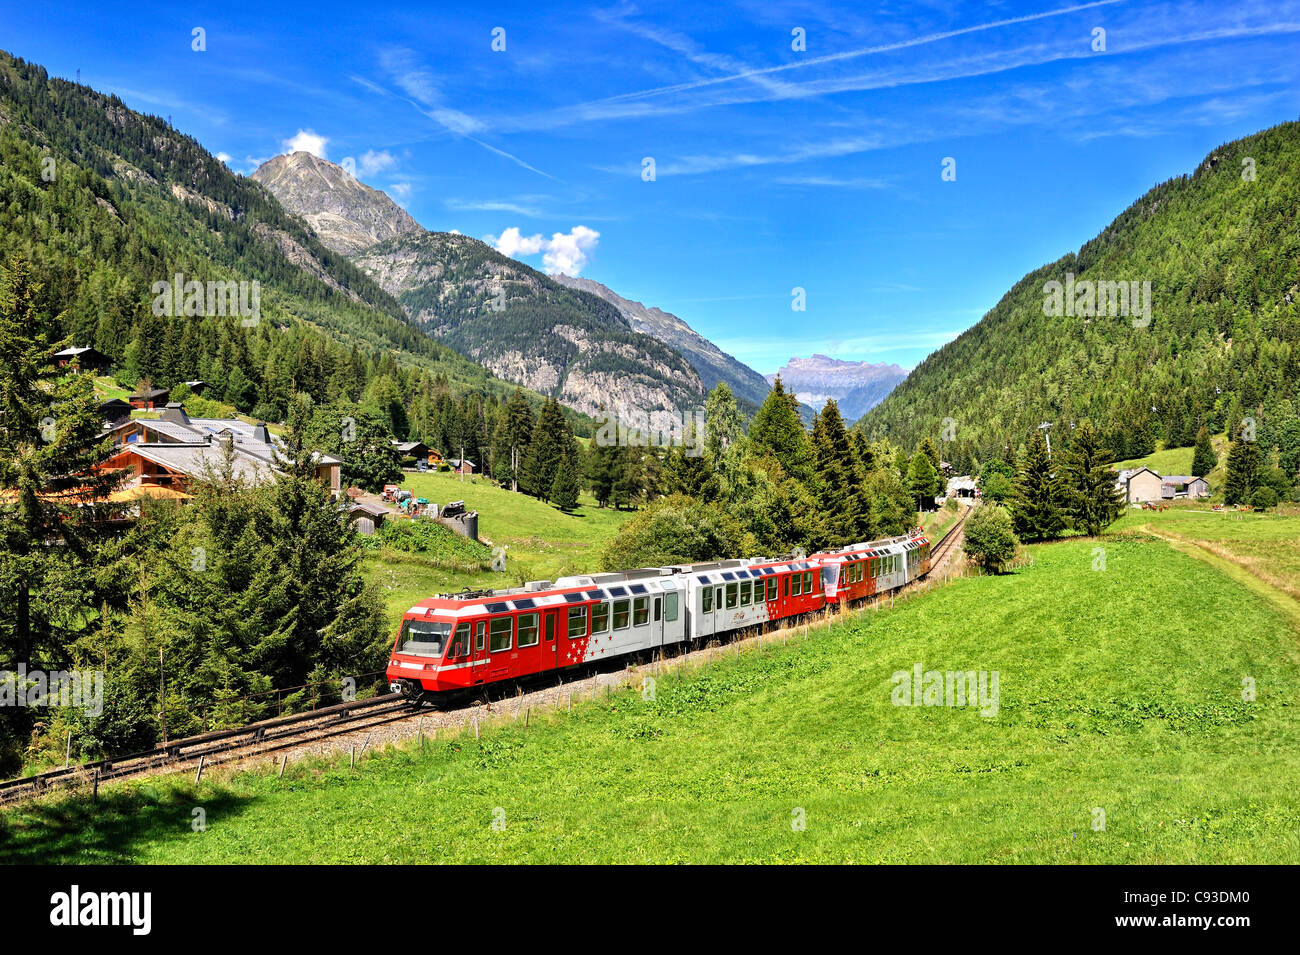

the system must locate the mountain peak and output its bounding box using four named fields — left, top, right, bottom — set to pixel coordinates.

left=251, top=152, right=423, bottom=255
left=767, top=354, right=908, bottom=421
